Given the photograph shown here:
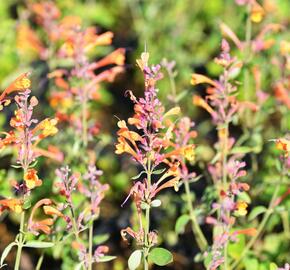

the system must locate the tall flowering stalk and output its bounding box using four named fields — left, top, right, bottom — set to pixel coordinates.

left=54, top=165, right=112, bottom=269
left=191, top=40, right=255, bottom=269
left=161, top=59, right=208, bottom=252
left=48, top=17, right=125, bottom=148
left=0, top=73, right=59, bottom=269
left=115, top=52, right=195, bottom=269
